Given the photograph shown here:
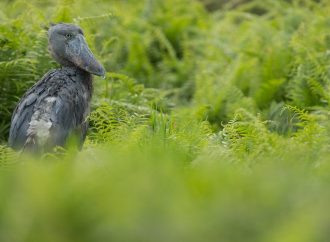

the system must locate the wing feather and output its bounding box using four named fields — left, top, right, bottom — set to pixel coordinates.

left=9, top=69, right=88, bottom=153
